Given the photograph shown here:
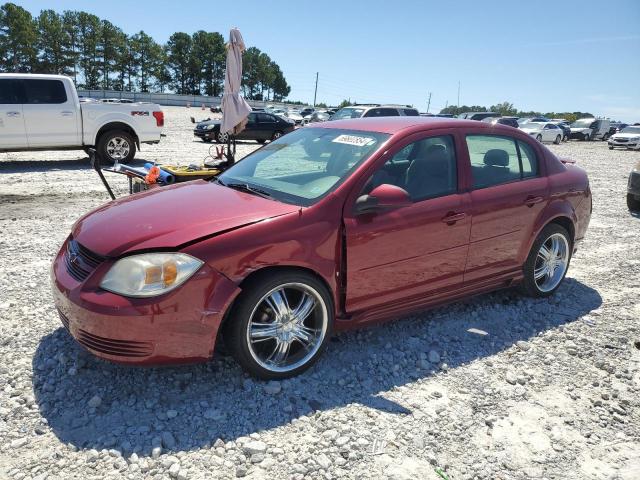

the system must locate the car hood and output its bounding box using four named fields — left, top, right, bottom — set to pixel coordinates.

left=72, top=181, right=299, bottom=257
left=520, top=127, right=541, bottom=133
left=196, top=119, right=221, bottom=128
left=613, top=133, right=640, bottom=139
left=570, top=127, right=591, bottom=133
